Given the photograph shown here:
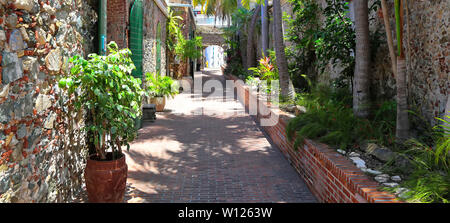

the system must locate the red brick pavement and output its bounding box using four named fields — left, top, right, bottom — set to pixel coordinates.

left=122, top=69, right=317, bottom=203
